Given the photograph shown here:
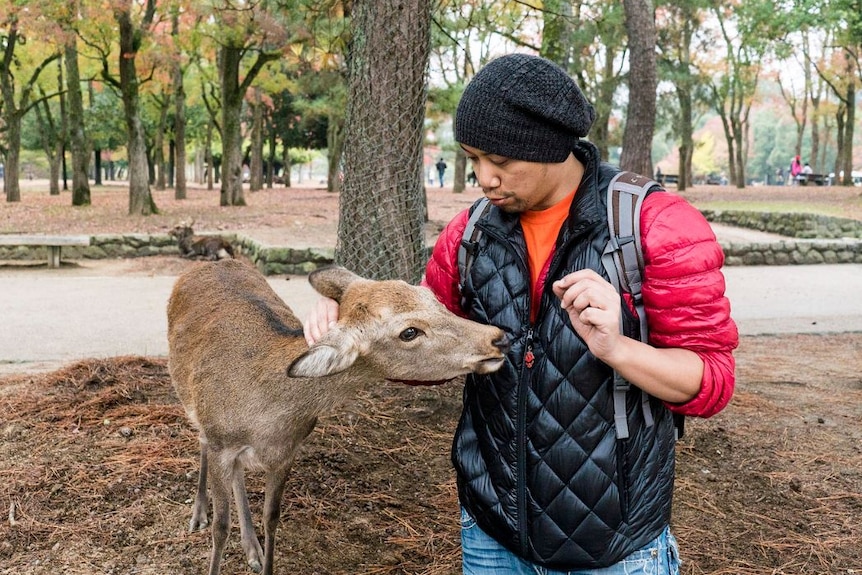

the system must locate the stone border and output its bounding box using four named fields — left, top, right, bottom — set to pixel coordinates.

left=700, top=209, right=862, bottom=239
left=2, top=211, right=861, bottom=273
